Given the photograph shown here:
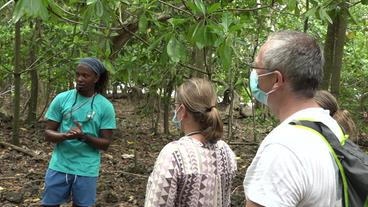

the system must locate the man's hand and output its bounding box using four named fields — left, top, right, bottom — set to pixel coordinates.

left=64, top=120, right=84, bottom=139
